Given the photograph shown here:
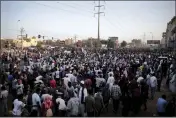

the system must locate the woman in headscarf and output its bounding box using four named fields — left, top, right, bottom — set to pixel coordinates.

left=41, top=96, right=53, bottom=117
